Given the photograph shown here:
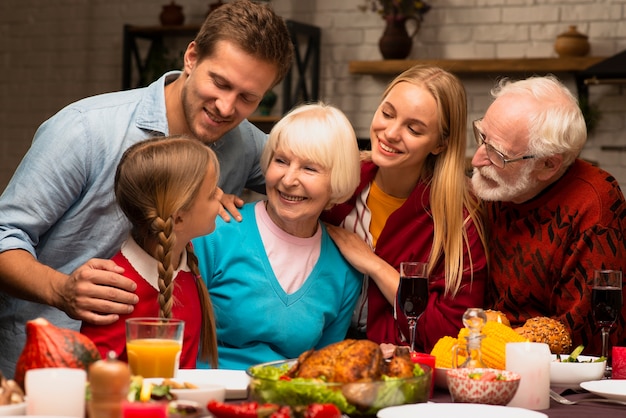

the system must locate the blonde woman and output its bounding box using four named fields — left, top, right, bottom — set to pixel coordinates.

left=323, top=65, right=488, bottom=353
left=82, top=136, right=221, bottom=368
